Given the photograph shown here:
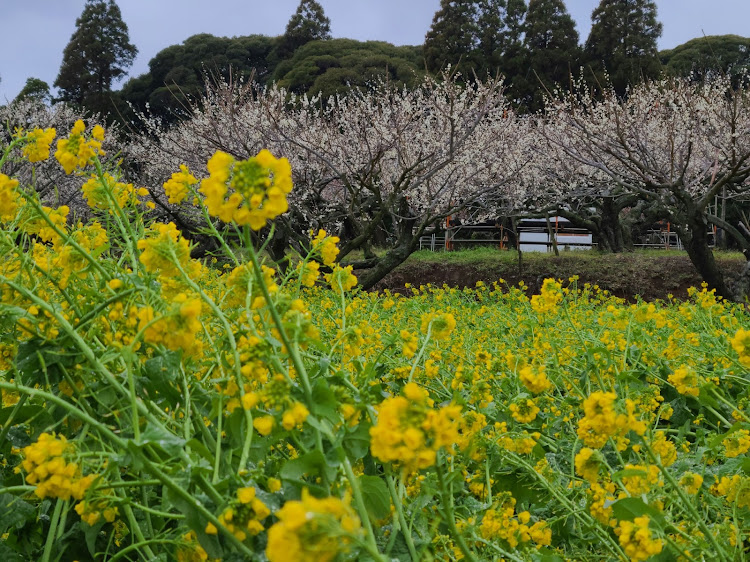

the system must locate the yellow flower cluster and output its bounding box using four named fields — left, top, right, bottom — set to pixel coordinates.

left=648, top=431, right=677, bottom=466
left=0, top=173, right=21, bottom=222
left=81, top=173, right=136, bottom=211
left=137, top=222, right=193, bottom=278
left=325, top=265, right=357, bottom=292
left=509, top=398, right=540, bottom=423
left=223, top=263, right=279, bottom=309
left=620, top=464, right=660, bottom=495
left=24, top=204, right=70, bottom=244
left=265, top=489, right=362, bottom=562
left=138, top=294, right=202, bottom=354
left=576, top=391, right=645, bottom=448
left=614, top=515, right=663, bottom=562
left=296, top=260, right=320, bottom=287
left=480, top=496, right=551, bottom=548
left=75, top=496, right=119, bottom=526
left=678, top=471, right=703, bottom=495
left=54, top=120, right=104, bottom=174
left=530, top=278, right=562, bottom=314
left=19, top=127, right=56, bottom=162
left=518, top=365, right=551, bottom=393
left=730, top=327, right=750, bottom=367
left=667, top=365, right=701, bottom=397
left=370, top=382, right=462, bottom=472
left=311, top=229, right=340, bottom=266
left=176, top=531, right=215, bottom=562
left=400, top=329, right=418, bottom=358
left=420, top=312, right=457, bottom=340
left=163, top=164, right=199, bottom=204
left=574, top=447, right=602, bottom=482
left=711, top=474, right=750, bottom=508
left=19, top=433, right=94, bottom=500
left=723, top=428, right=750, bottom=457
left=205, top=486, right=270, bottom=541
left=199, top=149, right=292, bottom=230
left=588, top=480, right=617, bottom=524
left=282, top=402, right=310, bottom=430
left=31, top=222, right=108, bottom=289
